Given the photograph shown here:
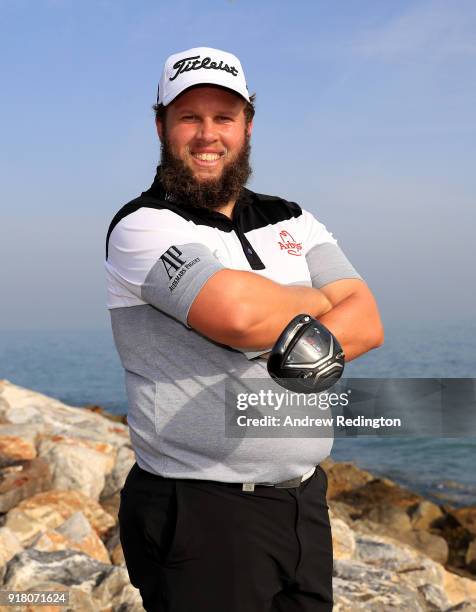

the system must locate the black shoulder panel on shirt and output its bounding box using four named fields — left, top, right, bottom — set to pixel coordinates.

left=237, top=190, right=302, bottom=233
left=105, top=196, right=163, bottom=260
left=105, top=188, right=303, bottom=260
